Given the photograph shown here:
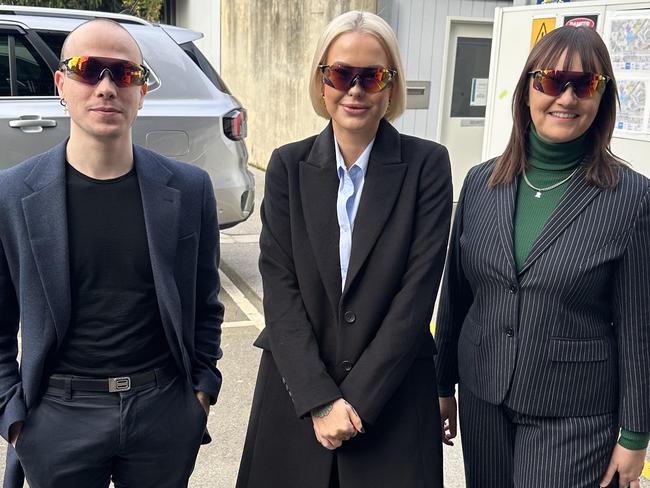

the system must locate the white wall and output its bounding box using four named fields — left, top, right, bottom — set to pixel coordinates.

left=175, top=0, right=221, bottom=71
left=379, top=0, right=512, bottom=141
